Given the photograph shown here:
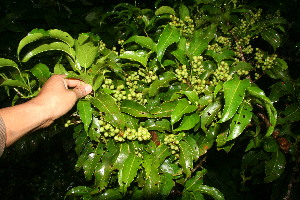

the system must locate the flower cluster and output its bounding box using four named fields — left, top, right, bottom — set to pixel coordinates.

left=169, top=15, right=195, bottom=36
left=175, top=65, right=189, bottom=83
left=211, top=61, right=232, bottom=85
left=164, top=134, right=181, bottom=158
